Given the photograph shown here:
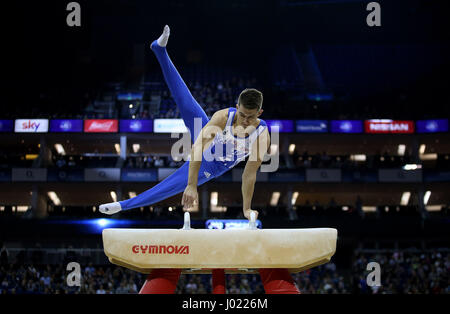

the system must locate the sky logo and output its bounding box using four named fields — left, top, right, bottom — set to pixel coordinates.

left=15, top=119, right=49, bottom=133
